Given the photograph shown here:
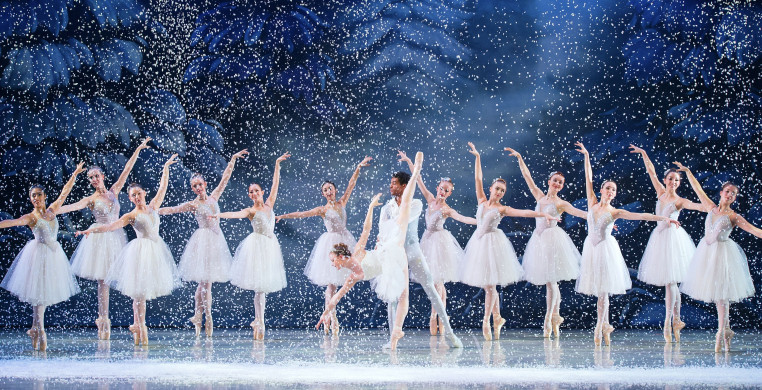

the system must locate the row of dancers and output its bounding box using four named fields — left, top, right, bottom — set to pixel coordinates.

left=0, top=140, right=759, bottom=353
